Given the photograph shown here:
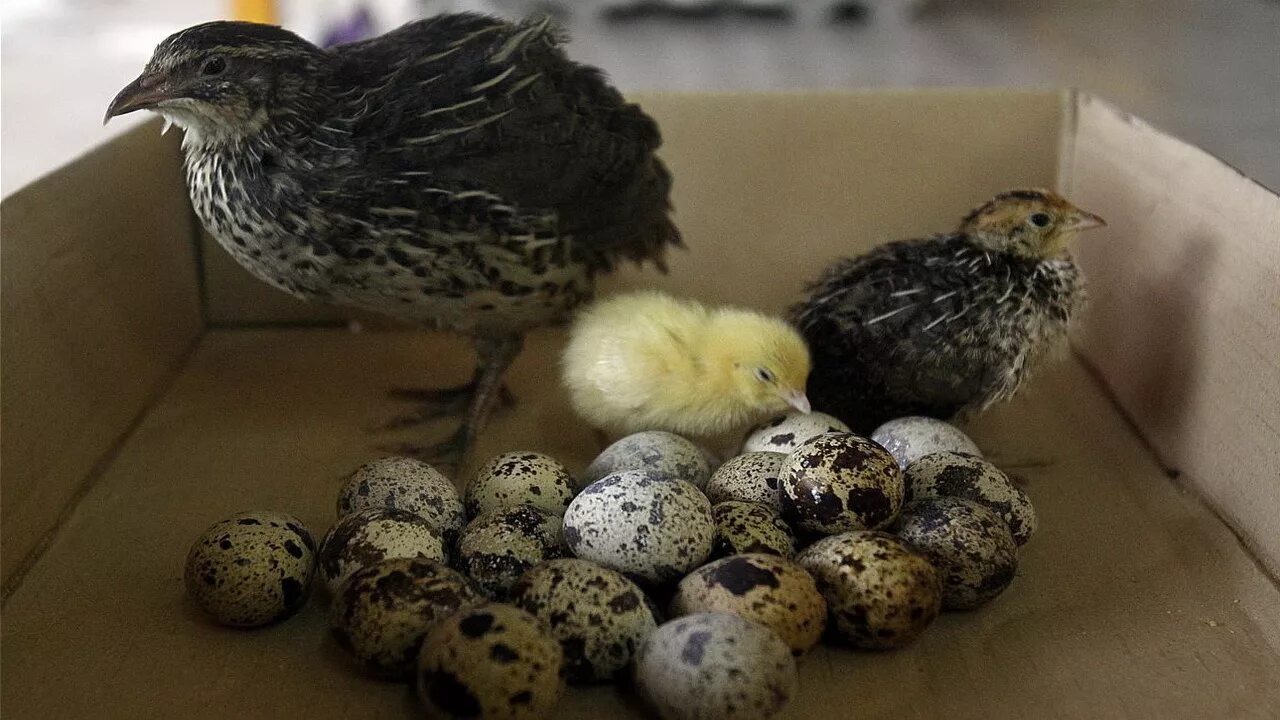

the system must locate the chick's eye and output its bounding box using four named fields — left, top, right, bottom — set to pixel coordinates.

left=755, top=368, right=775, bottom=383
left=200, top=56, right=227, bottom=77
left=1029, top=212, right=1052, bottom=228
